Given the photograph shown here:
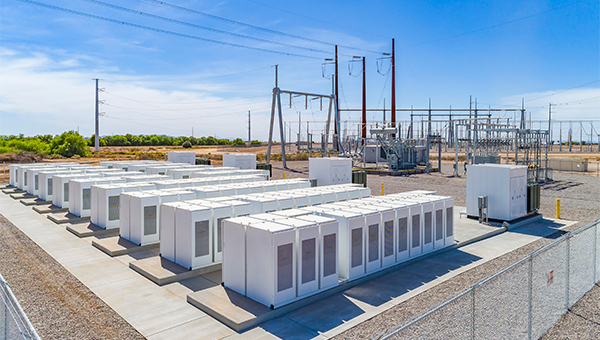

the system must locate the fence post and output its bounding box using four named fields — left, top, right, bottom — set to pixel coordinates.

left=528, top=255, right=533, bottom=340
left=565, top=235, right=570, bottom=309
left=594, top=223, right=597, bottom=284
left=4, top=296, right=9, bottom=340
left=471, top=287, right=476, bottom=340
